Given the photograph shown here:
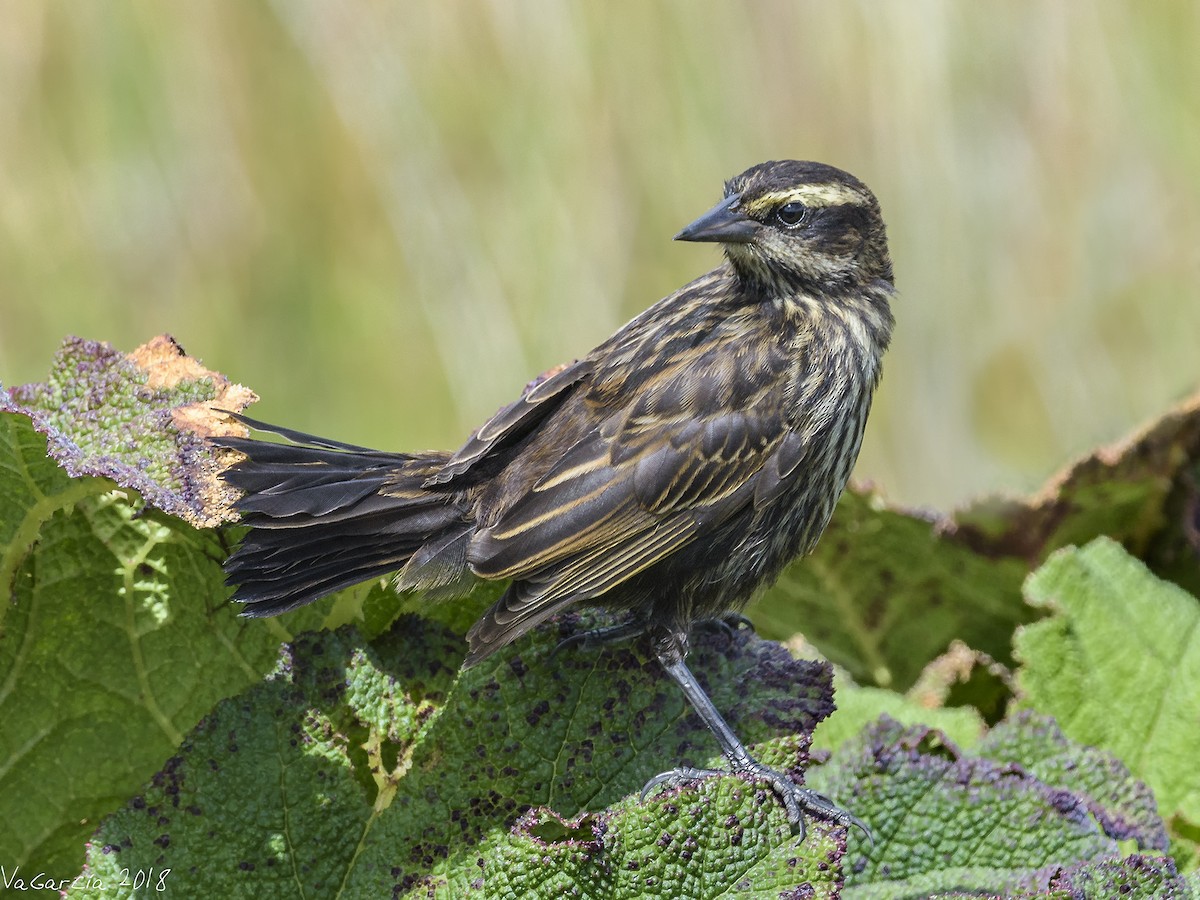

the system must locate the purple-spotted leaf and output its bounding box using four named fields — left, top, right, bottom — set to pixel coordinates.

left=2, top=334, right=255, bottom=527
left=807, top=716, right=1166, bottom=897
left=76, top=620, right=845, bottom=898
